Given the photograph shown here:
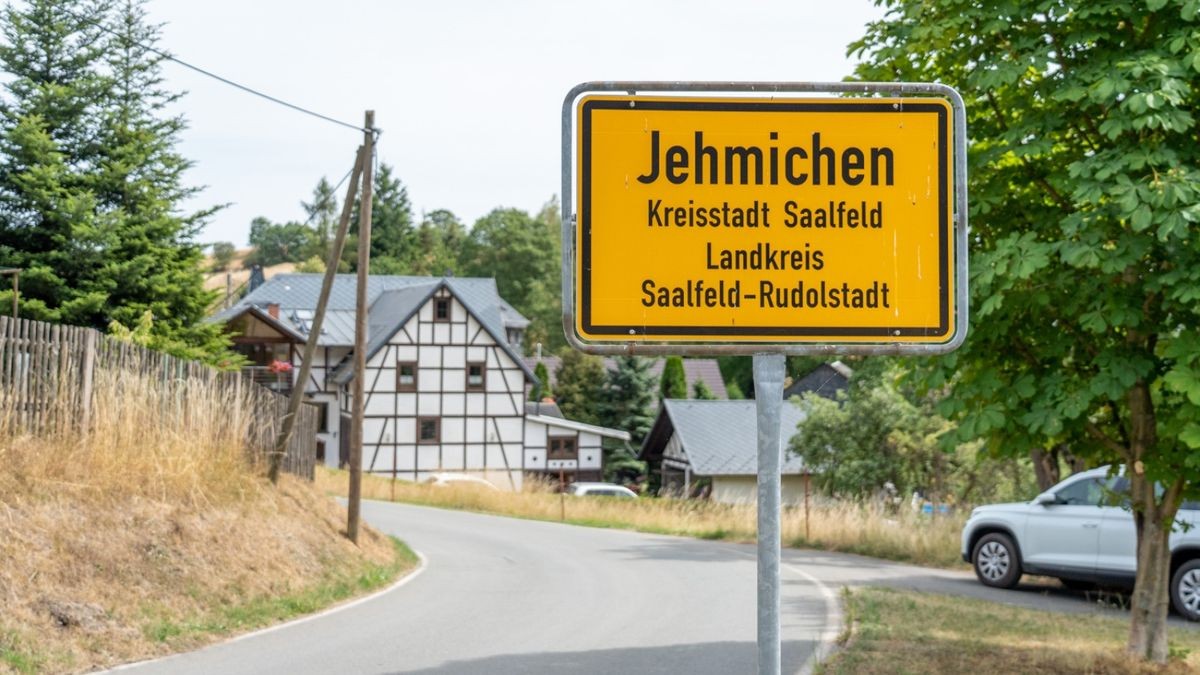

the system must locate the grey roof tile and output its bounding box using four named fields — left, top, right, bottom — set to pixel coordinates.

left=656, top=399, right=808, bottom=476
left=216, top=274, right=536, bottom=385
